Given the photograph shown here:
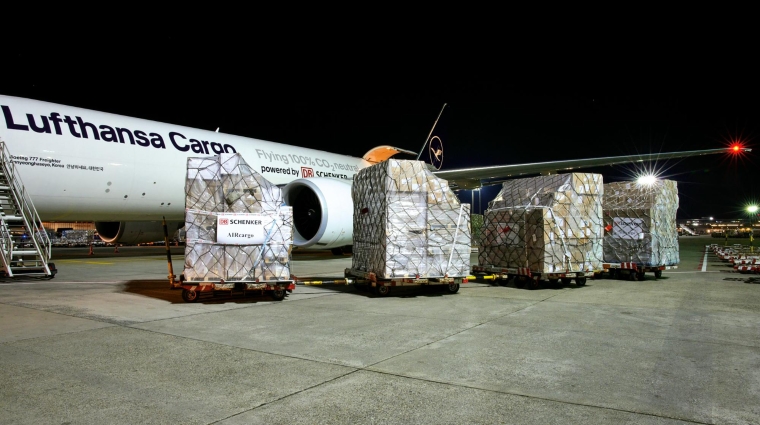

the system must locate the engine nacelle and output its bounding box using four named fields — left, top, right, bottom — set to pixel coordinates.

left=95, top=221, right=184, bottom=245
left=282, top=178, right=353, bottom=249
